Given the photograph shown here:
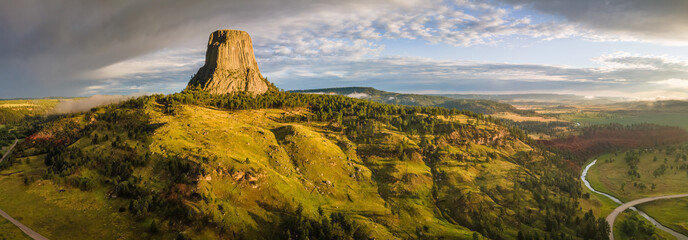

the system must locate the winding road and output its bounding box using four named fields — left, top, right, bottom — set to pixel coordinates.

left=0, top=139, right=50, bottom=240
left=582, top=159, right=688, bottom=240
left=606, top=194, right=688, bottom=240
